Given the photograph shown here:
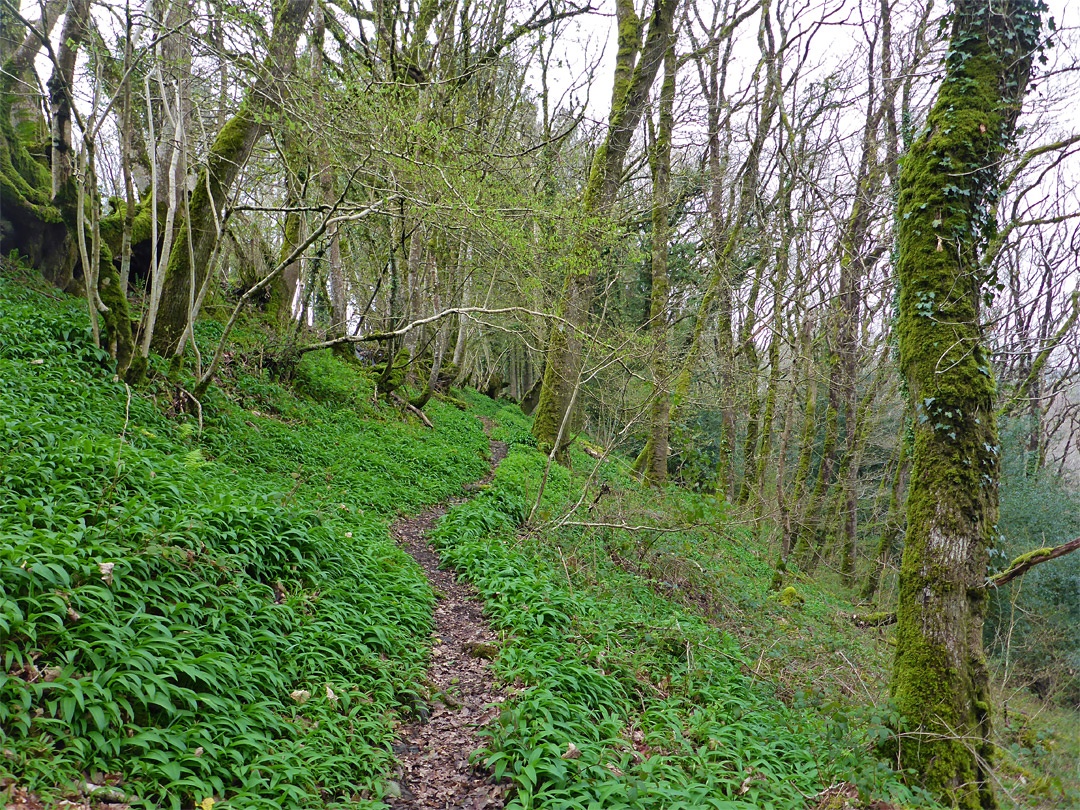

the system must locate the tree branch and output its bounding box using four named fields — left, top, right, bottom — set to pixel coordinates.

left=297, top=306, right=567, bottom=354
left=853, top=535, right=1080, bottom=627
left=452, top=2, right=597, bottom=89
left=998, top=290, right=1080, bottom=416
left=989, top=535, right=1080, bottom=588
